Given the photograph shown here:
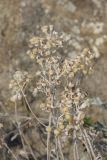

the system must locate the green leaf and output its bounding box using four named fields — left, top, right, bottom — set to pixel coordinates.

left=84, top=117, right=93, bottom=127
